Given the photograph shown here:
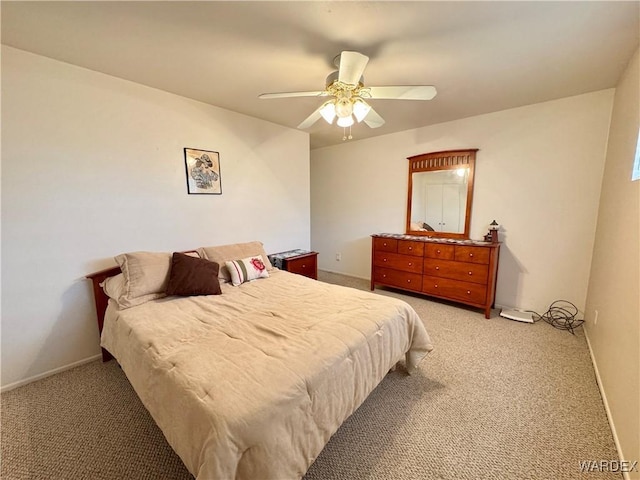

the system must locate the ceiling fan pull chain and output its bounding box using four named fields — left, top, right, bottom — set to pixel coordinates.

left=342, top=125, right=354, bottom=141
